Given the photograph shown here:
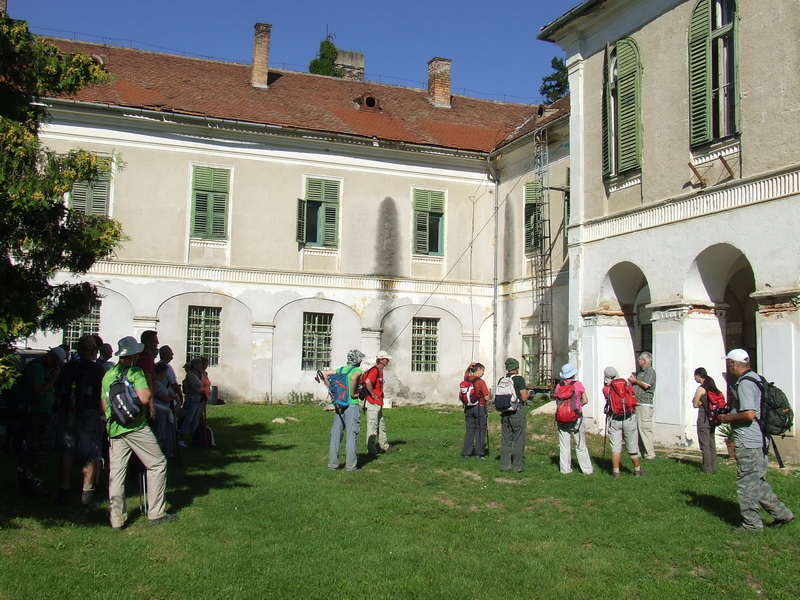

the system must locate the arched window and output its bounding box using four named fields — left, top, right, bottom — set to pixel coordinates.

left=689, top=0, right=739, bottom=147
left=602, top=38, right=642, bottom=177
